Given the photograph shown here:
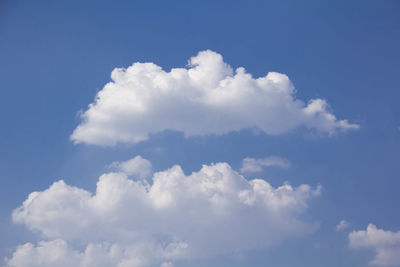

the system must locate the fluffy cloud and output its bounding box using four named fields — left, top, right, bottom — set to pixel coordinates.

left=349, top=224, right=400, bottom=266
left=70, top=50, right=359, bottom=146
left=7, top=157, right=321, bottom=266
left=6, top=239, right=183, bottom=267
left=240, top=156, right=290, bottom=173
left=336, top=220, right=350, bottom=231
